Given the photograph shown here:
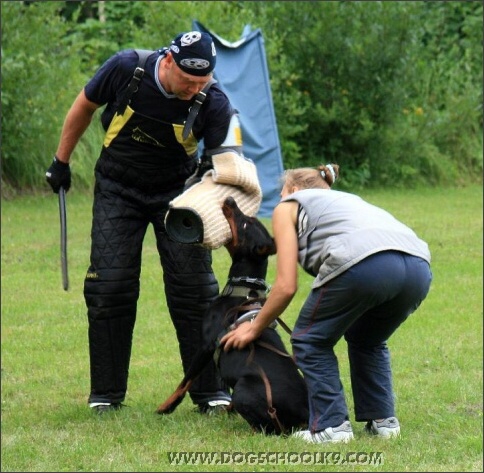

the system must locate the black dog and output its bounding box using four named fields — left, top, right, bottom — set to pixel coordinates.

left=157, top=196, right=309, bottom=435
